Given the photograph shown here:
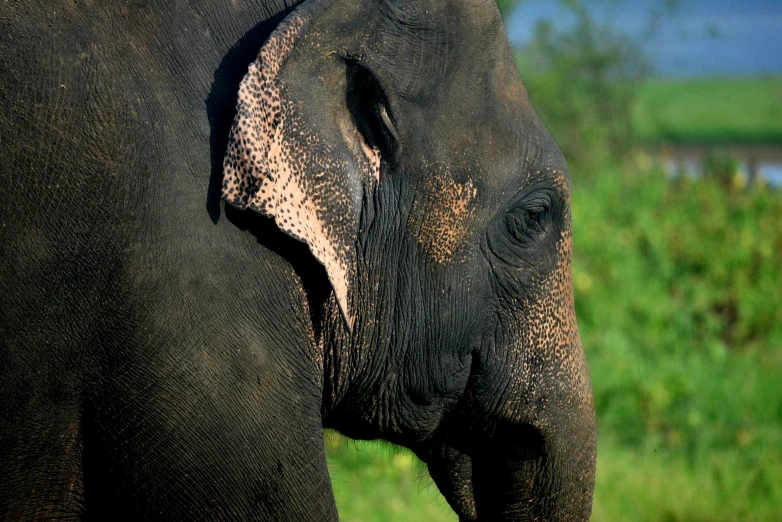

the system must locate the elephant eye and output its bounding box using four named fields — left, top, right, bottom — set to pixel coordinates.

left=345, top=60, right=397, bottom=159
left=487, top=186, right=562, bottom=268
left=528, top=210, right=541, bottom=224
left=505, top=209, right=545, bottom=242
left=504, top=191, right=553, bottom=244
